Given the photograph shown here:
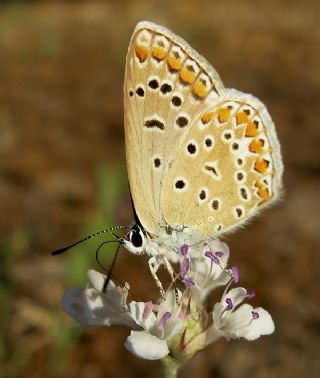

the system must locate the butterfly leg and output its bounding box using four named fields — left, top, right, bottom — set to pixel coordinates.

left=162, top=256, right=176, bottom=283
left=148, top=256, right=179, bottom=300
left=148, top=256, right=166, bottom=298
left=149, top=256, right=180, bottom=305
left=119, top=282, right=131, bottom=311
left=162, top=256, right=181, bottom=305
